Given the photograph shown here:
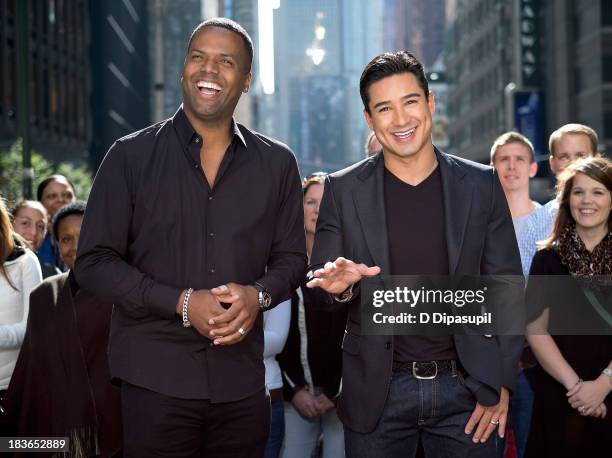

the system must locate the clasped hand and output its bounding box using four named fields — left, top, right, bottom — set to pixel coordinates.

left=185, top=283, right=260, bottom=345
left=566, top=378, right=610, bottom=418
left=292, top=388, right=335, bottom=419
